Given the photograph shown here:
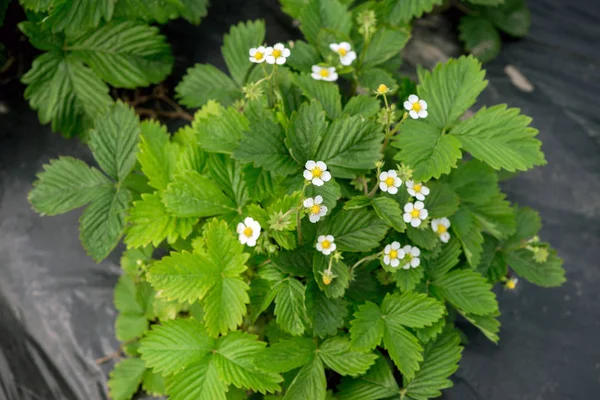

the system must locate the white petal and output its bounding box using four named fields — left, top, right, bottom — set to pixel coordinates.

left=282, top=48, right=291, bottom=57
left=387, top=186, right=398, bottom=194
left=303, top=198, right=314, bottom=208
left=265, top=56, right=276, bottom=64
left=309, top=214, right=320, bottom=223
left=327, top=72, right=338, bottom=81
left=322, top=248, right=332, bottom=255
left=431, top=220, right=439, bottom=231
left=409, top=110, right=419, bottom=119
left=391, top=241, right=400, bottom=250
left=276, top=57, right=286, bottom=65
left=419, top=100, right=427, bottom=109
left=411, top=258, right=420, bottom=268
left=403, top=213, right=412, bottom=223
left=387, top=170, right=397, bottom=178
left=257, top=46, right=266, bottom=52
left=411, top=218, right=421, bottom=227
left=317, top=235, right=326, bottom=242
left=407, top=188, right=416, bottom=197
left=414, top=201, right=424, bottom=210
left=403, top=101, right=412, bottom=111
left=340, top=42, right=351, bottom=50
left=379, top=182, right=388, bottom=191
left=316, top=161, right=327, bottom=170
left=265, top=46, right=274, bottom=53
left=406, top=180, right=414, bottom=189
left=379, top=171, right=388, bottom=180
left=314, top=195, right=323, bottom=204
left=326, top=235, right=334, bottom=242
left=397, top=249, right=406, bottom=259
left=274, top=43, right=284, bottom=50
left=418, top=110, right=428, bottom=118
left=249, top=48, right=257, bottom=56
left=321, top=171, right=331, bottom=182
left=303, top=170, right=313, bottom=180
left=236, top=223, right=245, bottom=234
left=244, top=217, right=254, bottom=225
left=394, top=177, right=402, bottom=187
left=319, top=206, right=328, bottom=216
left=415, top=193, right=425, bottom=201
left=316, top=243, right=323, bottom=251
left=441, top=232, right=450, bottom=243
left=390, top=258, right=400, bottom=268
left=411, top=247, right=420, bottom=257
left=408, top=94, right=419, bottom=103
left=329, top=243, right=337, bottom=252
left=340, top=52, right=356, bottom=66
left=239, top=234, right=248, bottom=244
left=442, top=217, right=451, bottom=227
left=404, top=203, right=414, bottom=212
left=383, top=255, right=391, bottom=265
left=305, top=160, right=316, bottom=169
left=384, top=244, right=391, bottom=253
left=329, top=43, right=339, bottom=51
left=311, top=72, right=322, bottom=80
left=421, top=185, right=430, bottom=195
left=248, top=238, right=258, bottom=247
left=312, top=178, right=324, bottom=186
left=311, top=65, right=321, bottom=73
left=402, top=263, right=411, bottom=270
left=419, top=209, right=428, bottom=219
